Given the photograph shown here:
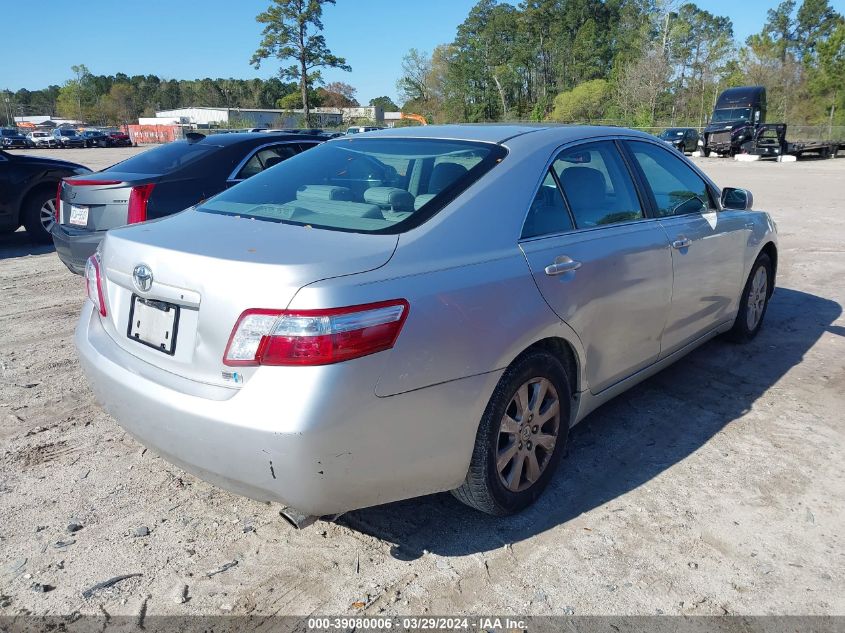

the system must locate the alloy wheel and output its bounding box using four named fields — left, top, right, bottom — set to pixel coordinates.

left=496, top=377, right=561, bottom=492
left=745, top=265, right=768, bottom=330
left=40, top=199, right=56, bottom=234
